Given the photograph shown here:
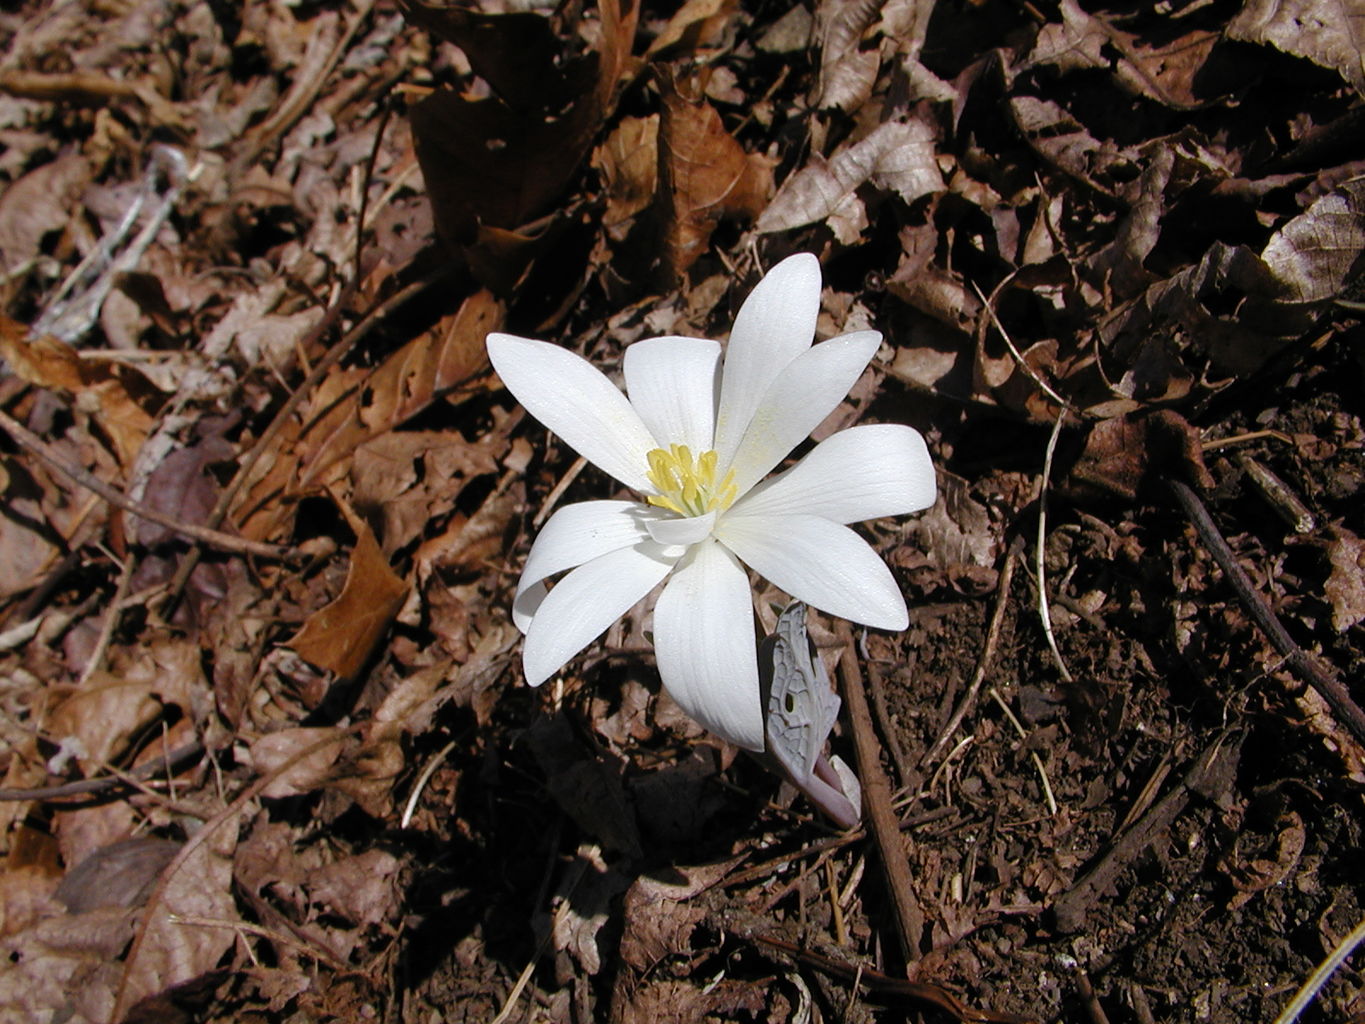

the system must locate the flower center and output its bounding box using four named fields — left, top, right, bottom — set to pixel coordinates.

left=645, top=444, right=738, bottom=517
